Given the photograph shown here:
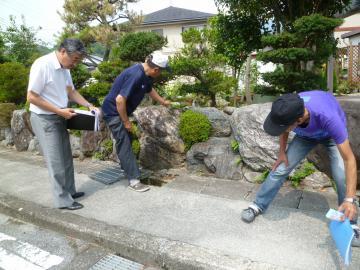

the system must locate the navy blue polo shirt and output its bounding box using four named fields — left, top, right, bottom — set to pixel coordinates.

left=102, top=64, right=153, bottom=117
